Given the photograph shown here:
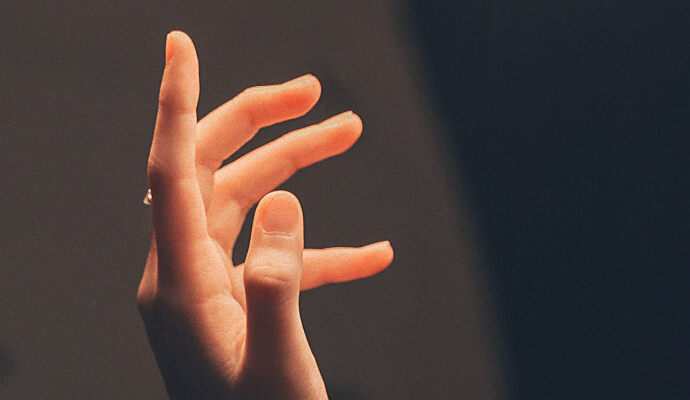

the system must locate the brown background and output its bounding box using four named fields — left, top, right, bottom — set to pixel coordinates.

left=0, top=1, right=504, bottom=399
